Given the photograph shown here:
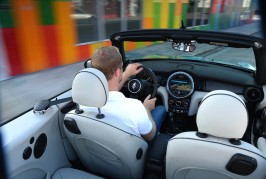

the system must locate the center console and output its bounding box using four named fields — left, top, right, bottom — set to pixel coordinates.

left=166, top=71, right=195, bottom=133
left=166, top=71, right=194, bottom=114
